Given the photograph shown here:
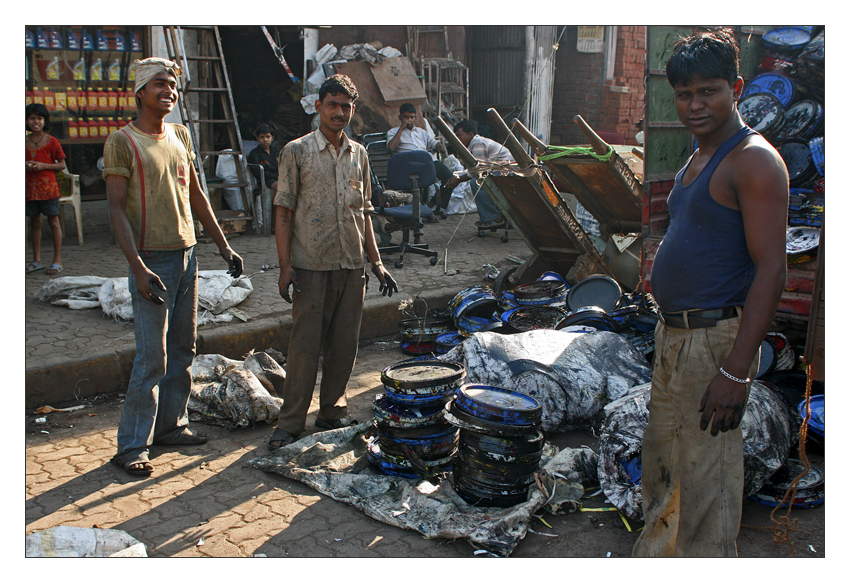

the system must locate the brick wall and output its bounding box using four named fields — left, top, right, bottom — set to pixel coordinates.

left=551, top=26, right=645, bottom=146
